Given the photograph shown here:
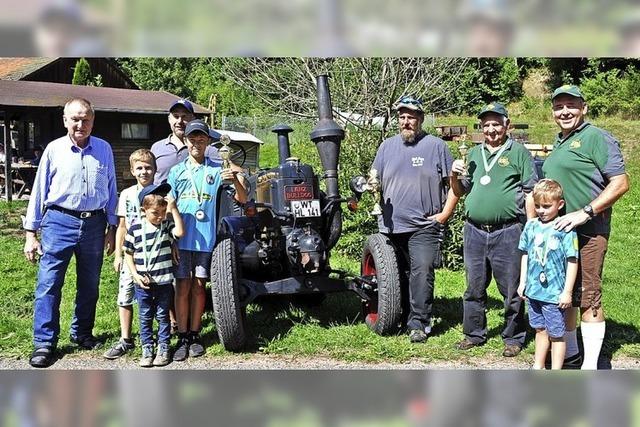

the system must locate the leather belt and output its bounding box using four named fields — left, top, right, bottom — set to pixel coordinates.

left=467, top=219, right=519, bottom=233
left=48, top=205, right=104, bottom=219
